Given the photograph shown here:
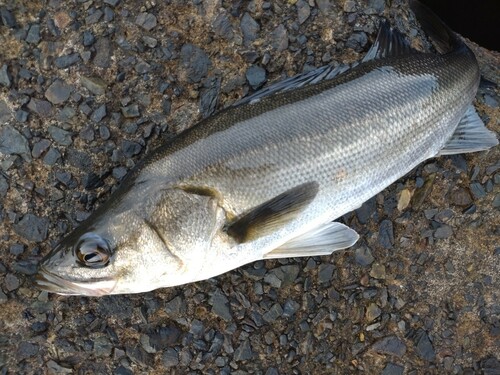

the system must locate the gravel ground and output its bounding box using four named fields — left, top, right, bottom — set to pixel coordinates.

left=1, top=1, right=499, bottom=374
